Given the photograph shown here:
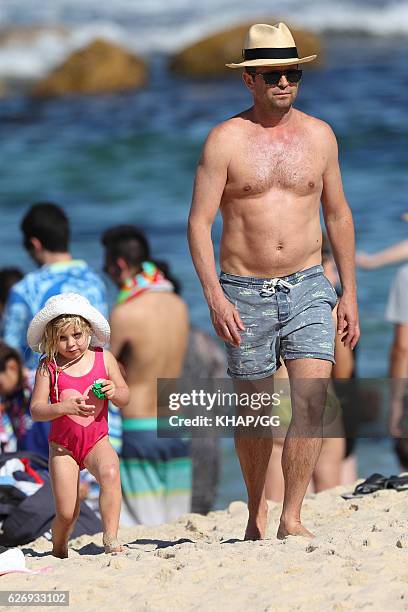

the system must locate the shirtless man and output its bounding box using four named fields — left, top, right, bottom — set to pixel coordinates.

left=101, top=225, right=191, bottom=525
left=188, top=23, right=359, bottom=539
